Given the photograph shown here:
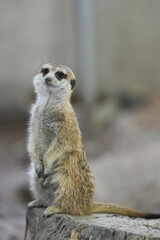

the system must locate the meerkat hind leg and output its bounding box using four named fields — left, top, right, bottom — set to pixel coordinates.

left=43, top=206, right=63, bottom=217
